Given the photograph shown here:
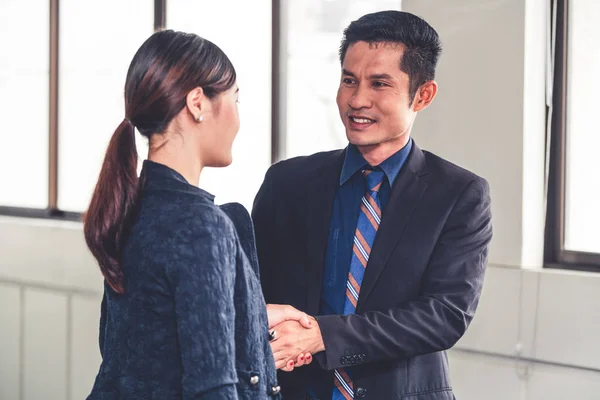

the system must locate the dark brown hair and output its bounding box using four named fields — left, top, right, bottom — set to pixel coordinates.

left=84, top=30, right=236, bottom=293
